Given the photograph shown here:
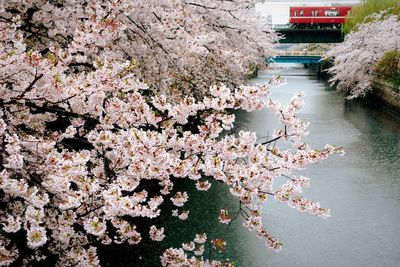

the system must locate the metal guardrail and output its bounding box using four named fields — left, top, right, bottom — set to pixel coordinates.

left=276, top=50, right=324, bottom=57
left=272, top=24, right=292, bottom=30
